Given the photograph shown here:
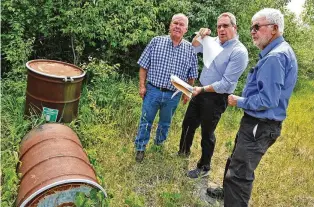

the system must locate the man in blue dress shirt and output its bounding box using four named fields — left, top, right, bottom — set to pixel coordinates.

left=134, top=13, right=198, bottom=162
left=207, top=8, right=298, bottom=206
left=178, top=12, right=249, bottom=178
